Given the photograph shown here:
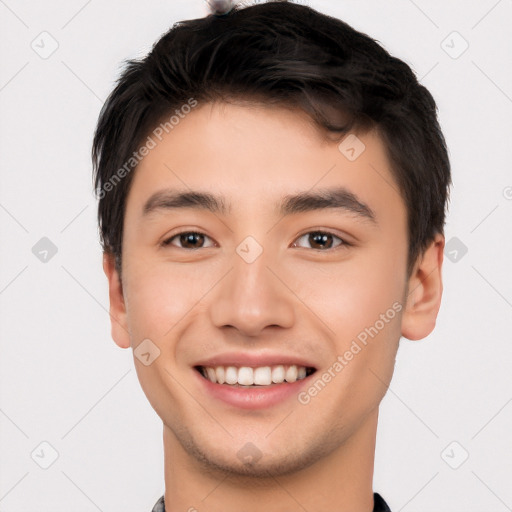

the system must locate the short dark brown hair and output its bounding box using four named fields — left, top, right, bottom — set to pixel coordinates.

left=92, top=0, right=451, bottom=278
